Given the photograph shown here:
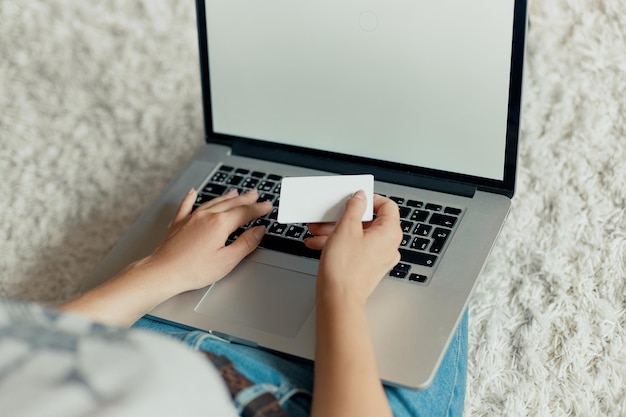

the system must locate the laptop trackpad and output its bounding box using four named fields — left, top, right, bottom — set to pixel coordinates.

left=194, top=261, right=316, bottom=338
